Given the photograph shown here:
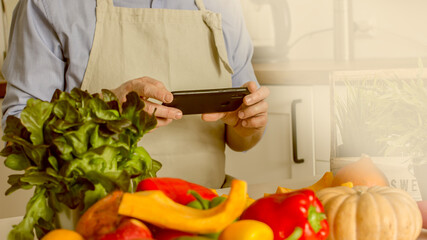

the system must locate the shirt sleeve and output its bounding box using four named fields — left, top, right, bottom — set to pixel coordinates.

left=220, top=0, right=258, bottom=88
left=1, top=0, right=66, bottom=129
